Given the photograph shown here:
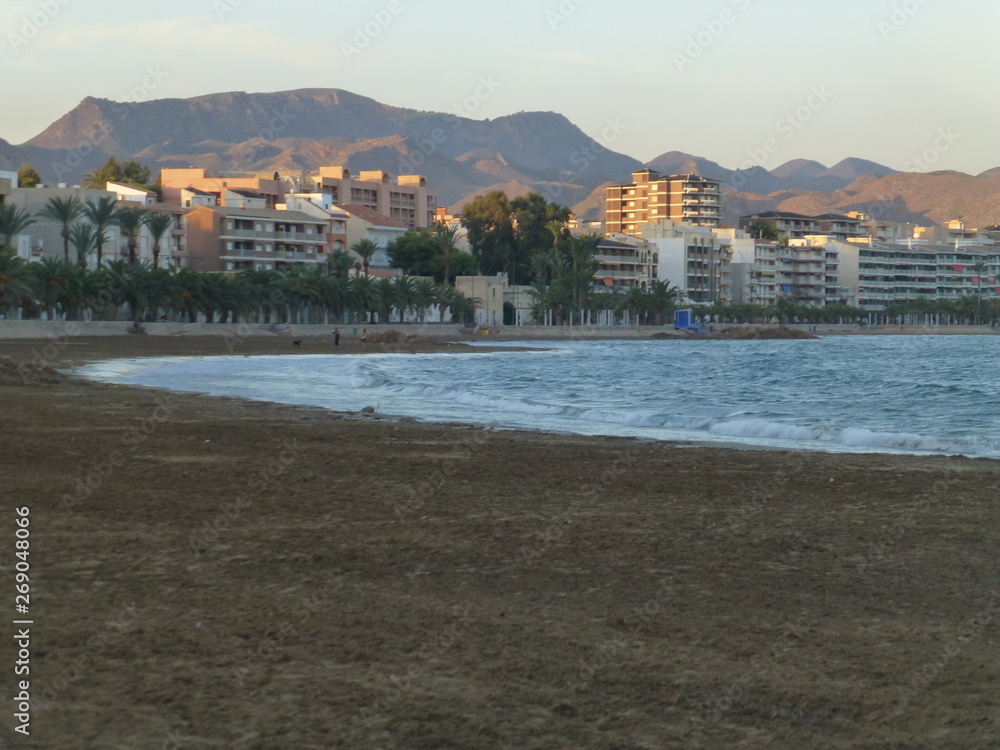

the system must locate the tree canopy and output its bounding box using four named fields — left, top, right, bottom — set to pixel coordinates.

left=17, top=164, right=41, bottom=188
